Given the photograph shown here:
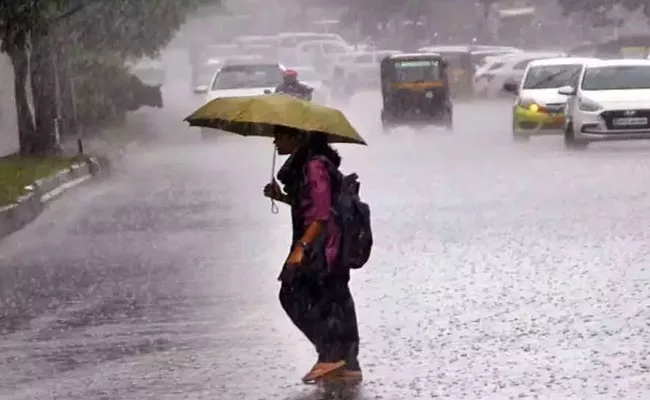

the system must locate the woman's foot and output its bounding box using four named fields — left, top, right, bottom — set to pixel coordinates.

left=301, top=361, right=346, bottom=384
left=329, top=367, right=363, bottom=383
